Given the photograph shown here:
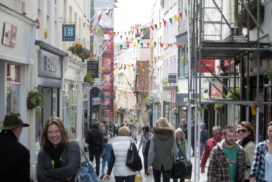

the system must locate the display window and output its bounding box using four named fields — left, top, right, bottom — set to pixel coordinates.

left=62, top=82, right=79, bottom=139
left=6, top=64, right=20, bottom=113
